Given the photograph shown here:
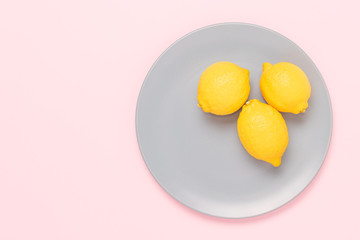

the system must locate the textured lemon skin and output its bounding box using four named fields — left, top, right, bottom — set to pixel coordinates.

left=260, top=62, right=311, bottom=114
left=237, top=99, right=289, bottom=167
left=197, top=62, right=250, bottom=115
